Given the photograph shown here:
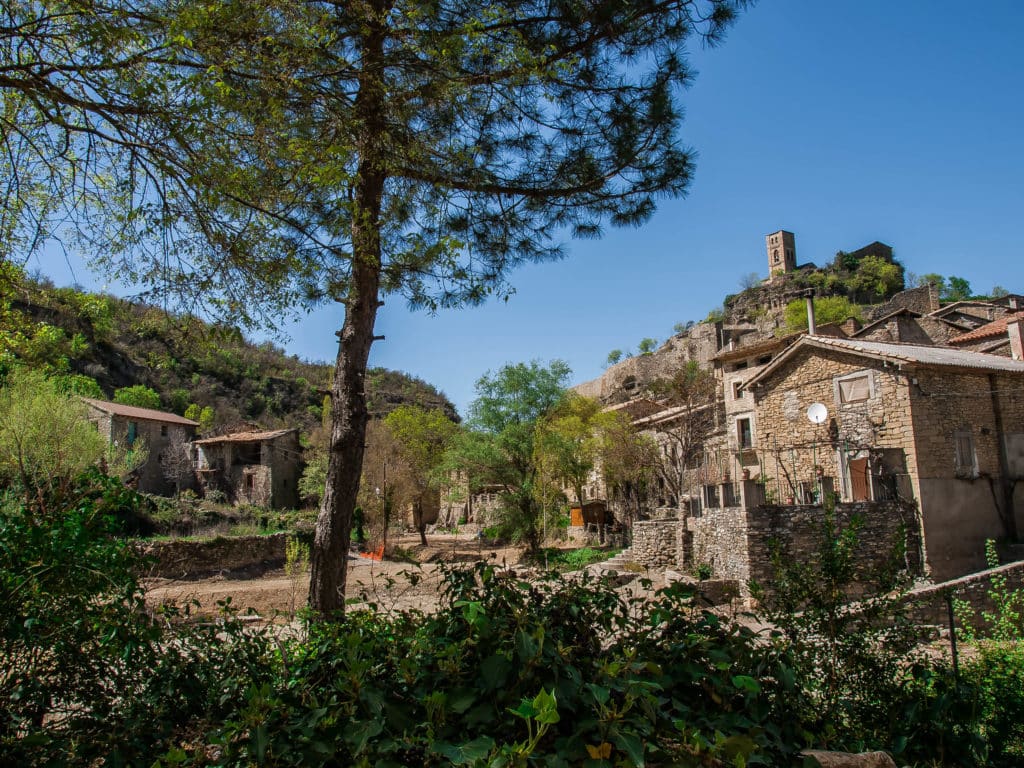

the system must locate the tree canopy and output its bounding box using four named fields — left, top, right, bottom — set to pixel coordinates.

left=2, top=0, right=748, bottom=615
